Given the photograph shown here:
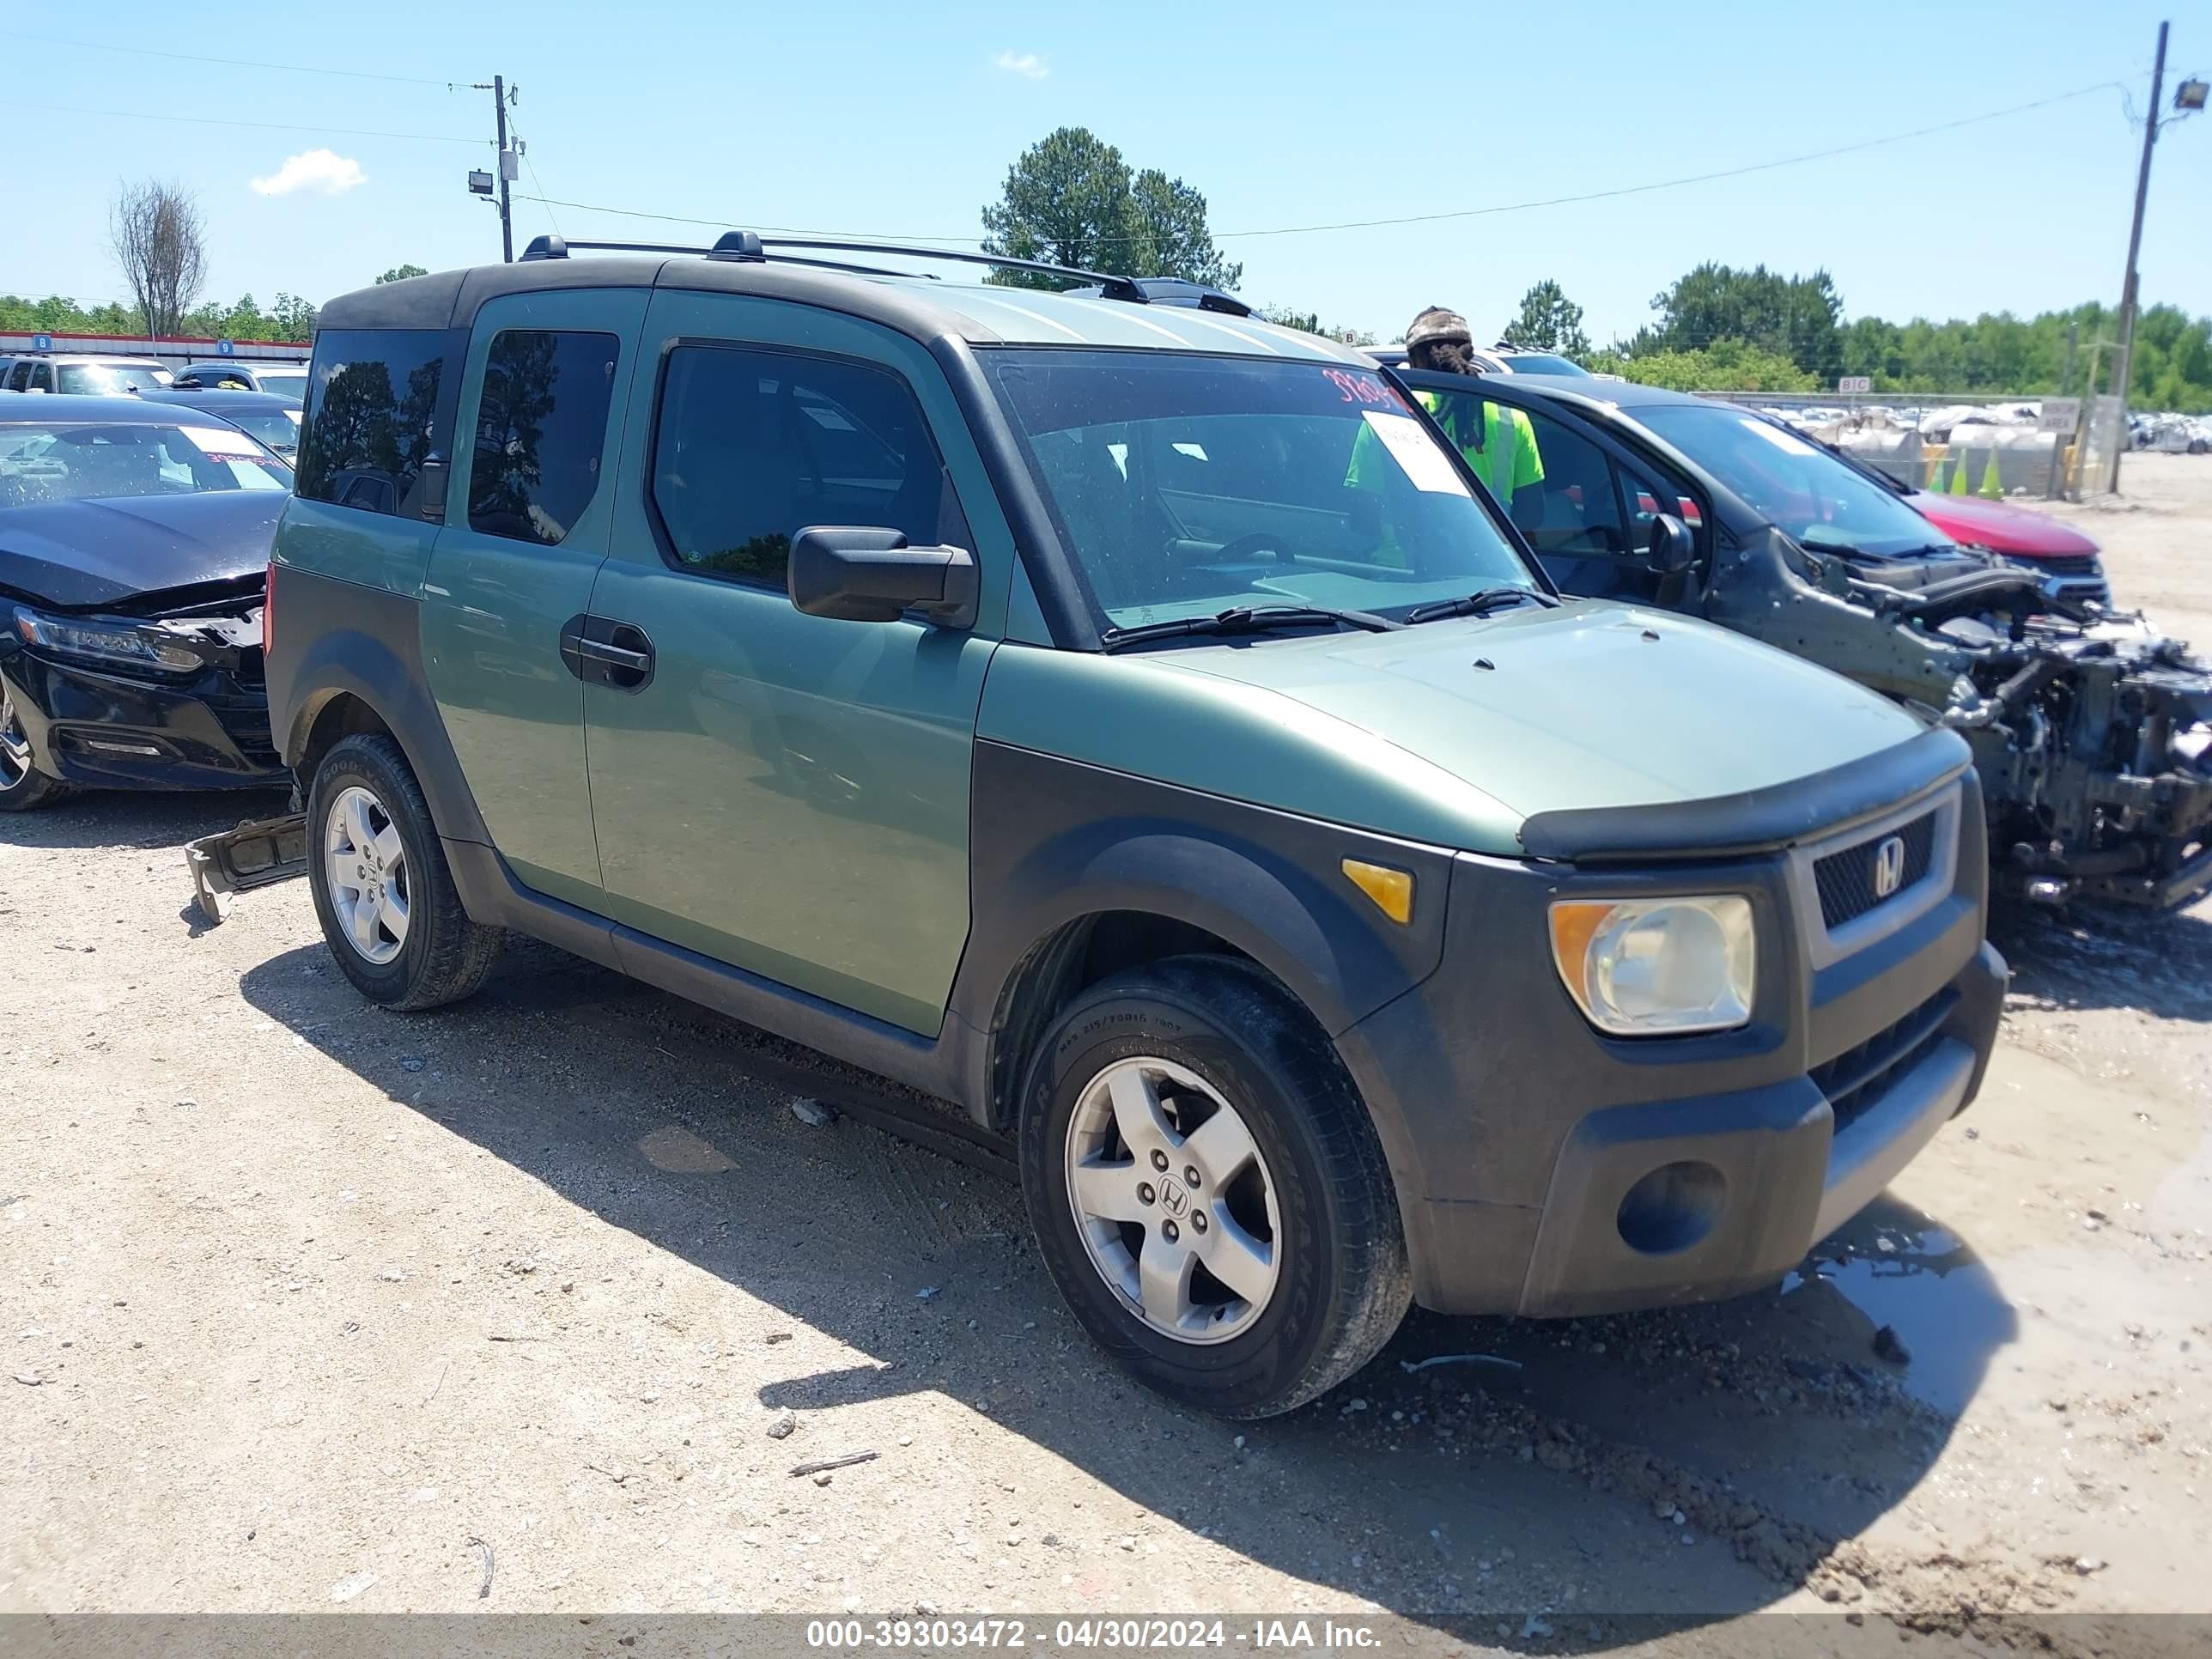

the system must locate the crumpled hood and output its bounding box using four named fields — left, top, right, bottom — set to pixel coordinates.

left=0, top=492, right=283, bottom=609
left=1148, top=599, right=1923, bottom=821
